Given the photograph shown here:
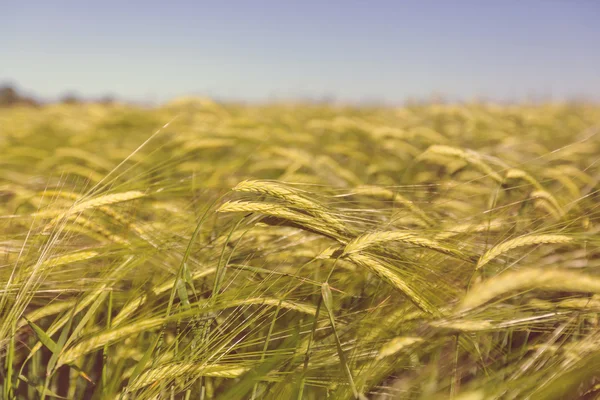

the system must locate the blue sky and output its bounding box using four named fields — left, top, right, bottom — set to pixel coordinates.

left=3, top=1, right=599, bottom=103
